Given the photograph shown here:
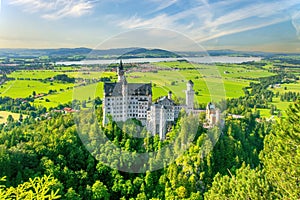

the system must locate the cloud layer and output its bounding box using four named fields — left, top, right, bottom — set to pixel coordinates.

left=9, top=0, right=93, bottom=19
left=116, top=0, right=300, bottom=43
left=4, top=0, right=300, bottom=50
